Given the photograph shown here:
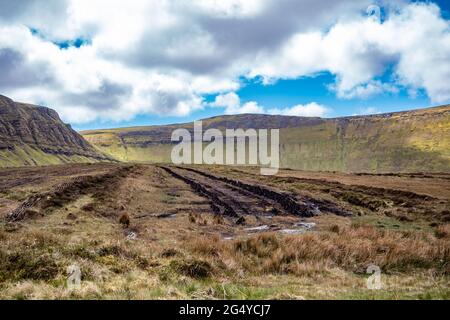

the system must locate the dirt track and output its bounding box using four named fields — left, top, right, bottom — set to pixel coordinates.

left=1, top=163, right=450, bottom=300
left=160, top=166, right=352, bottom=223
left=1, top=164, right=449, bottom=229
